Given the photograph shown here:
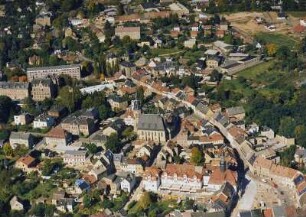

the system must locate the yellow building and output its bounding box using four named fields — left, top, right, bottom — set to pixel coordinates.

left=136, top=114, right=167, bottom=143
